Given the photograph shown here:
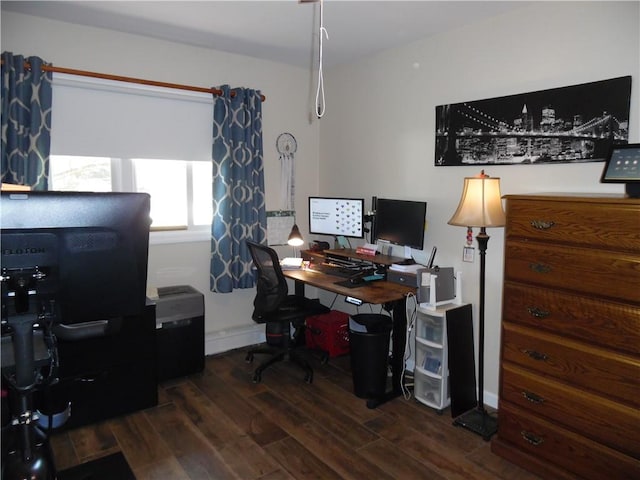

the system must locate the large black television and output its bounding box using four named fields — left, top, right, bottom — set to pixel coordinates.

left=373, top=197, right=427, bottom=250
left=1, top=190, right=151, bottom=478
left=309, top=196, right=365, bottom=238
left=1, top=191, right=151, bottom=331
